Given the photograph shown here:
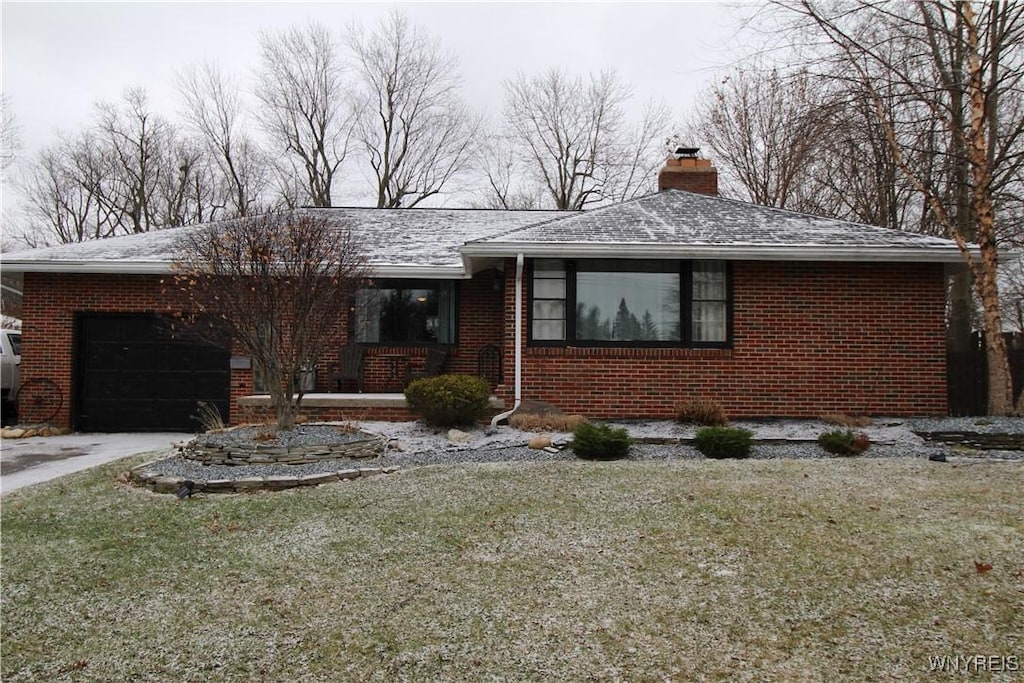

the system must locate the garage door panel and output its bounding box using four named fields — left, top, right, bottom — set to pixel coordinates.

left=122, top=344, right=158, bottom=371
left=76, top=314, right=230, bottom=432
left=158, top=345, right=194, bottom=371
